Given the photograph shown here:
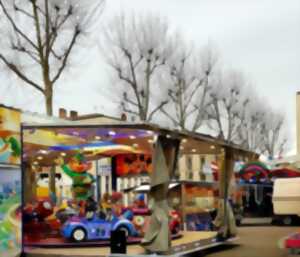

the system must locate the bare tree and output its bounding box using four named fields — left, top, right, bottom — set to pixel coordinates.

left=160, top=43, right=218, bottom=131
left=233, top=85, right=288, bottom=157
left=0, top=0, right=104, bottom=115
left=159, top=42, right=198, bottom=129
left=260, top=110, right=287, bottom=158
left=206, top=70, right=247, bottom=142
left=102, top=13, right=176, bottom=121
left=192, top=45, right=218, bottom=131
left=235, top=94, right=266, bottom=152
